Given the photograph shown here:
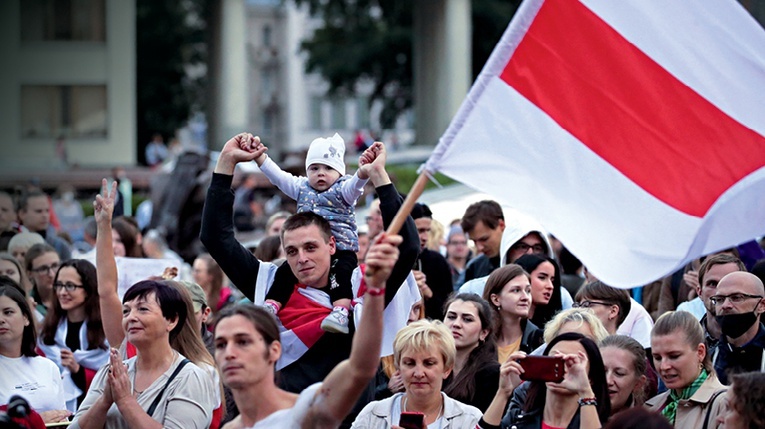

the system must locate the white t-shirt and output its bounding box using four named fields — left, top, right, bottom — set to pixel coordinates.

left=616, top=298, right=654, bottom=348
left=247, top=383, right=322, bottom=429
left=676, top=297, right=707, bottom=321
left=0, top=354, right=66, bottom=412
